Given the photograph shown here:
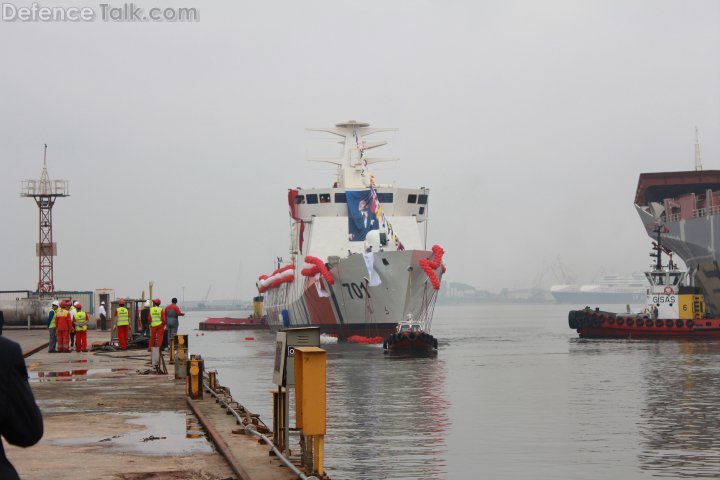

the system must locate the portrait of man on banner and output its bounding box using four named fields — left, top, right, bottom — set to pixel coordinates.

left=347, top=189, right=379, bottom=241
